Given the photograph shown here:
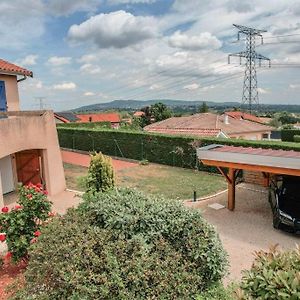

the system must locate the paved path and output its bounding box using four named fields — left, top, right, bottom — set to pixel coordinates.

left=186, top=183, right=300, bottom=283
left=61, top=150, right=138, bottom=171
